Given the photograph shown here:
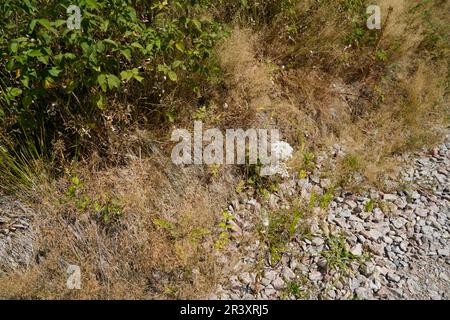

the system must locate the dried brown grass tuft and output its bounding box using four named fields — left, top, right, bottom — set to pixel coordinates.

left=0, top=148, right=236, bottom=299
left=216, top=28, right=275, bottom=128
